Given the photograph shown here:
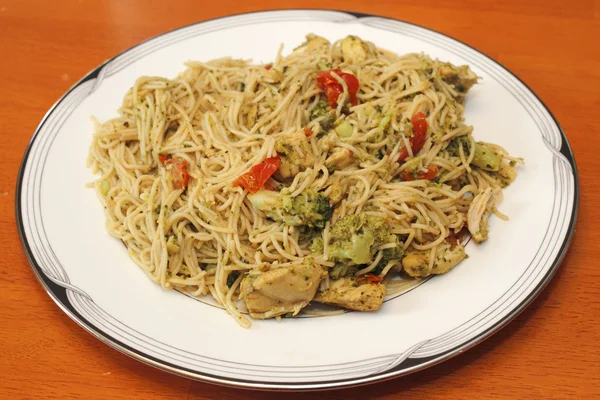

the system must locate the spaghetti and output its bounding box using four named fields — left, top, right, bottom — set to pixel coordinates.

left=87, top=34, right=522, bottom=327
